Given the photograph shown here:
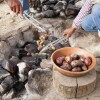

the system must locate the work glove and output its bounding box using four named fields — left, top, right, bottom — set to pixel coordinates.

left=91, top=0, right=100, bottom=4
